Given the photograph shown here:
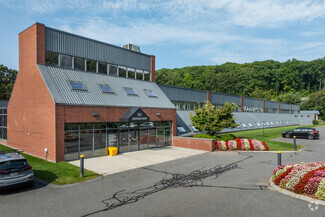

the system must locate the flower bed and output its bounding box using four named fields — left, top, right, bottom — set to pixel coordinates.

left=215, top=138, right=269, bottom=151
left=272, top=162, right=325, bottom=201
